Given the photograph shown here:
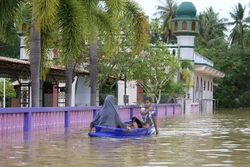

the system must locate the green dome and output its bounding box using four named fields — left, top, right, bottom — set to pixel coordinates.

left=176, top=2, right=197, bottom=18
